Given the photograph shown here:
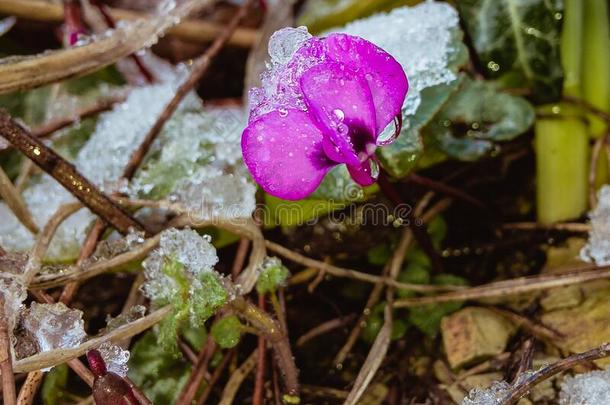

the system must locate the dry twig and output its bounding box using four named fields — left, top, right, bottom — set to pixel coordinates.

left=0, top=110, right=146, bottom=235
left=0, top=0, right=259, bottom=48
left=499, top=342, right=610, bottom=405
left=0, top=164, right=38, bottom=234
left=0, top=295, right=16, bottom=405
